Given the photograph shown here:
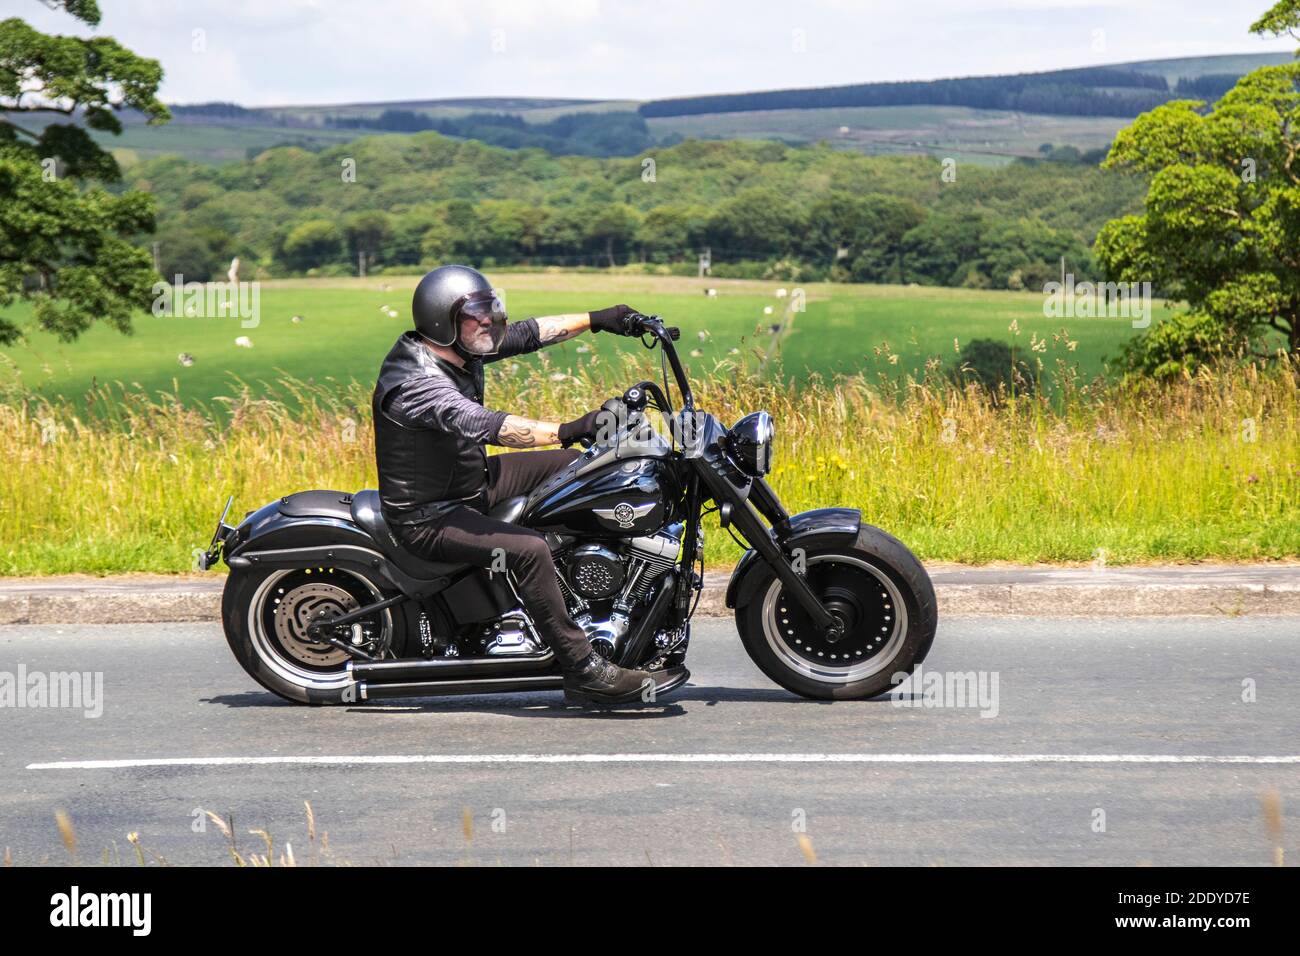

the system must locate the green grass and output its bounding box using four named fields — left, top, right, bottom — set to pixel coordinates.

left=0, top=274, right=1169, bottom=414
left=1, top=340, right=1295, bottom=576
left=2, top=274, right=1290, bottom=576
